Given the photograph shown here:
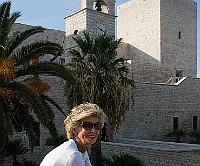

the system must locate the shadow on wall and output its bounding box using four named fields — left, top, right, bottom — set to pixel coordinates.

left=117, top=42, right=173, bottom=83
left=117, top=42, right=161, bottom=67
